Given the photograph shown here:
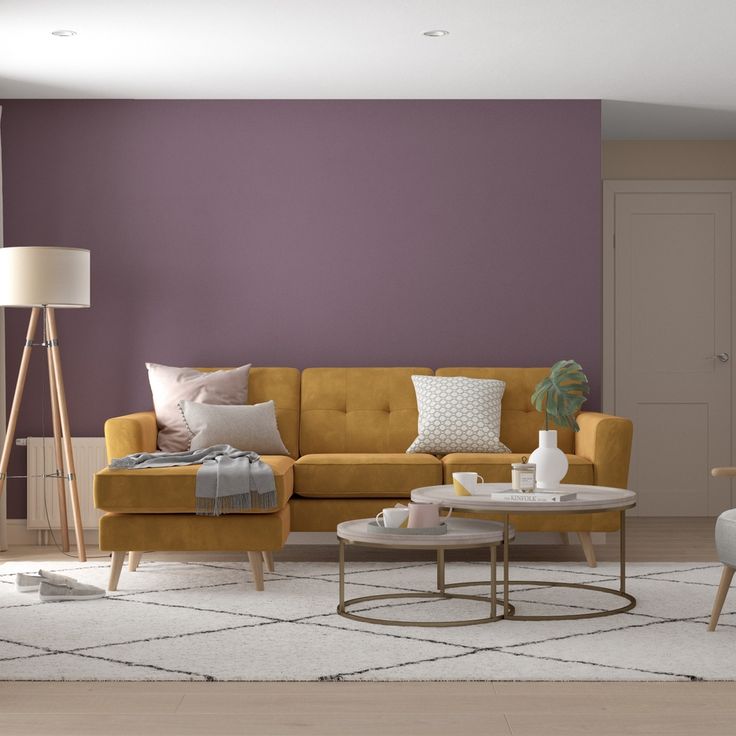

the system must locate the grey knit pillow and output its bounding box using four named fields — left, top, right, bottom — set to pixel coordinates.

left=407, top=375, right=510, bottom=454
left=180, top=400, right=289, bottom=455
